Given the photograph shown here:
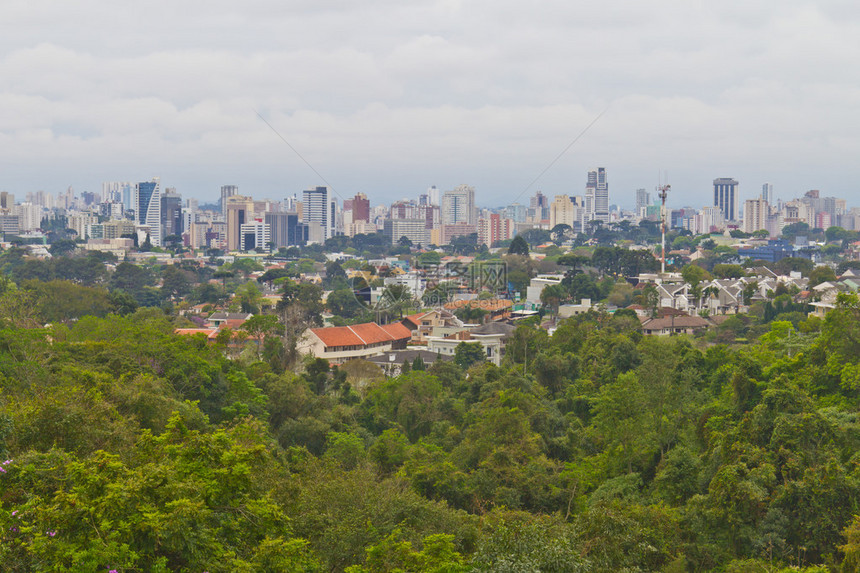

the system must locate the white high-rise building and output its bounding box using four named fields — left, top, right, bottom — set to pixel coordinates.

left=302, top=186, right=337, bottom=240
left=221, top=185, right=238, bottom=215
left=441, top=184, right=476, bottom=226
left=135, top=177, right=162, bottom=246
left=762, top=183, right=774, bottom=206
left=586, top=168, right=609, bottom=225
left=428, top=185, right=440, bottom=207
